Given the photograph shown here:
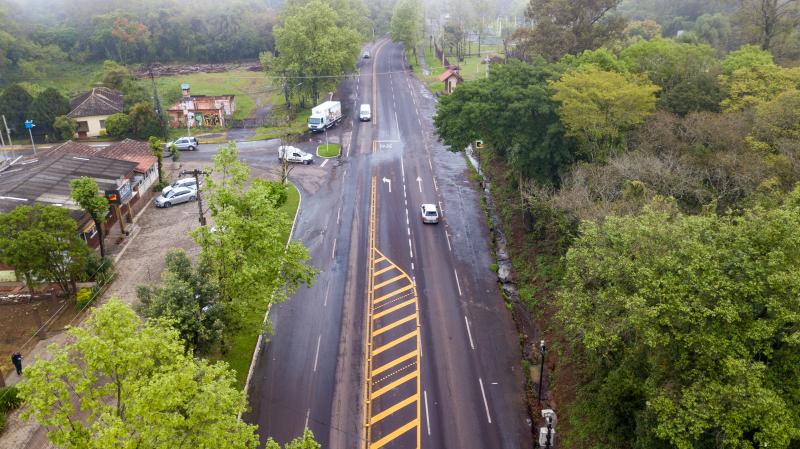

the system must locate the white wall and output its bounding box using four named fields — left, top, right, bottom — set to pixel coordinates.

left=75, top=114, right=110, bottom=138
